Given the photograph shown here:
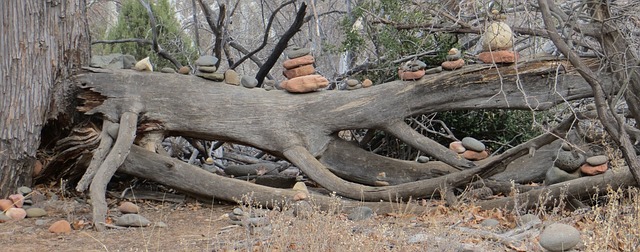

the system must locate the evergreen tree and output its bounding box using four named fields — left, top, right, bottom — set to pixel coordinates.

left=105, top=0, right=196, bottom=69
